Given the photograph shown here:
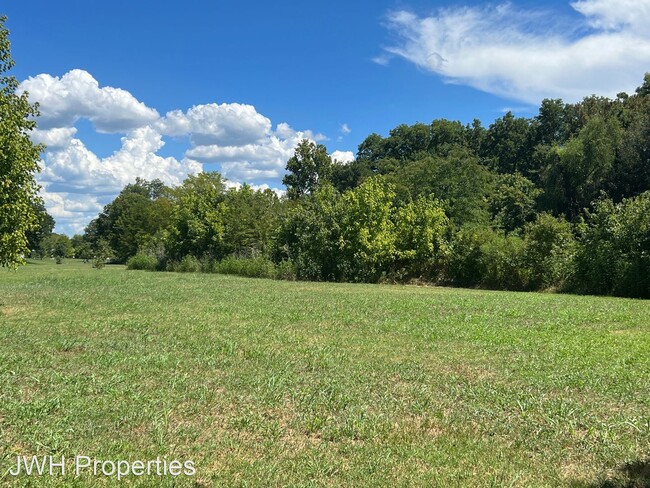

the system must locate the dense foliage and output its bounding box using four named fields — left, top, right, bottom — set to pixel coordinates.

left=0, top=17, right=44, bottom=268
left=83, top=75, right=650, bottom=298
